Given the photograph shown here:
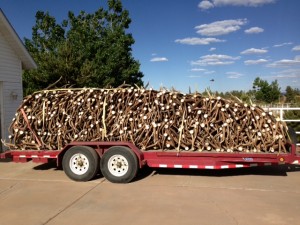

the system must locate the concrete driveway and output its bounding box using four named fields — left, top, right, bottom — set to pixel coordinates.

left=1, top=159, right=300, bottom=225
